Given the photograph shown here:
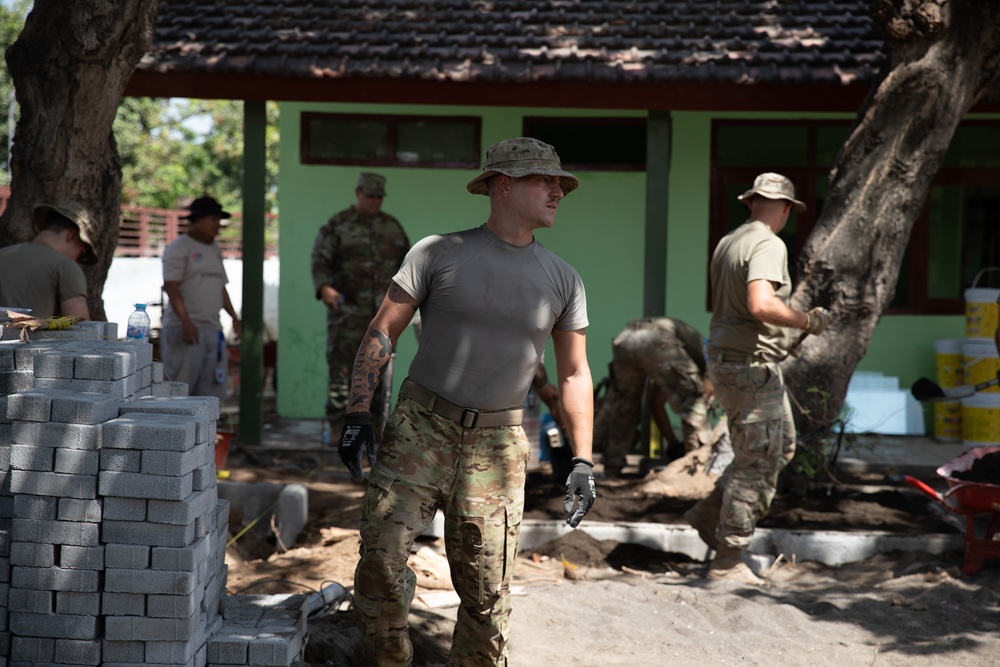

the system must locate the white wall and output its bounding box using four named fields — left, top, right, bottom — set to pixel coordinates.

left=103, top=258, right=280, bottom=340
